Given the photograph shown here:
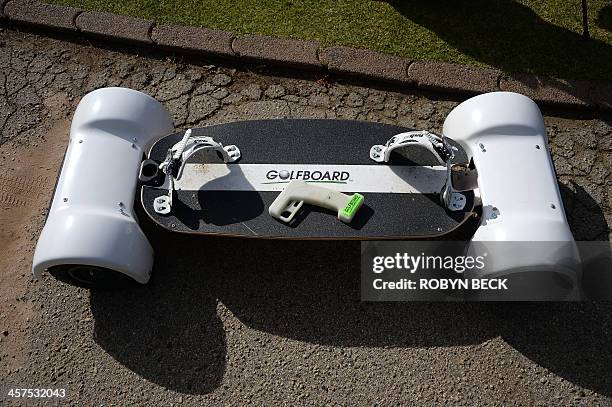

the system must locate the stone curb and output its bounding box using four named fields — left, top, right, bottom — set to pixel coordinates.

left=3, top=0, right=80, bottom=31
left=408, top=61, right=501, bottom=95
left=233, top=34, right=322, bottom=69
left=320, top=46, right=410, bottom=84
left=75, top=11, right=153, bottom=44
left=500, top=74, right=592, bottom=108
left=590, top=84, right=612, bottom=111
left=1, top=0, right=10, bottom=18
left=151, top=24, right=235, bottom=58
left=2, top=0, right=610, bottom=111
